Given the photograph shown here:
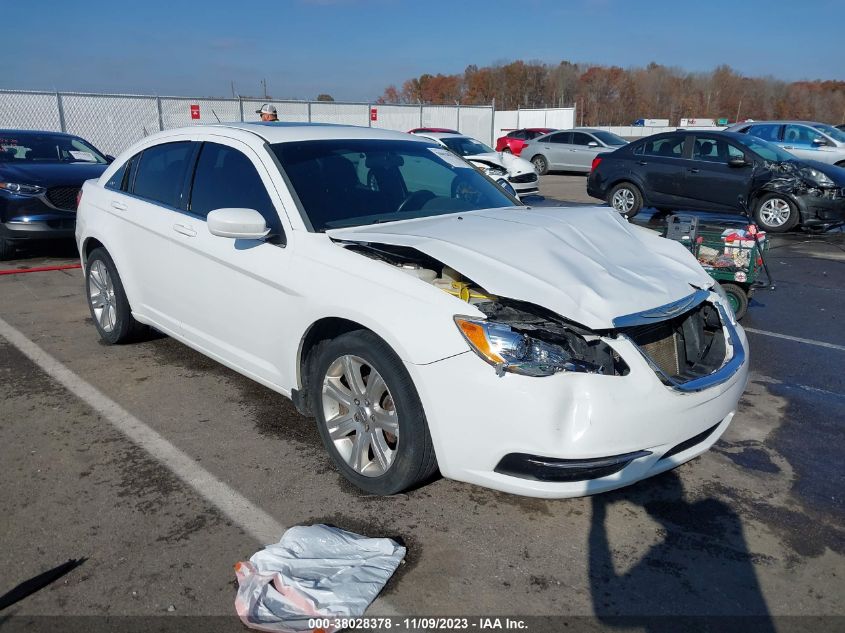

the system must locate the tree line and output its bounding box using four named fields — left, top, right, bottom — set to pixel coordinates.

left=377, top=61, right=845, bottom=126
